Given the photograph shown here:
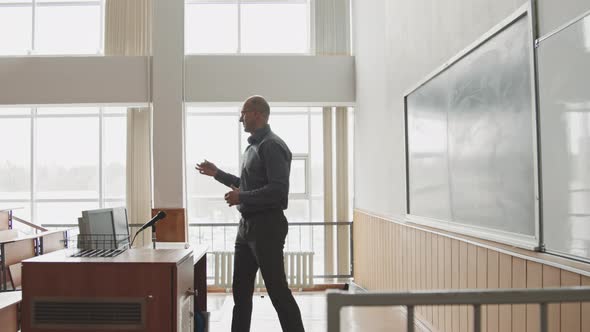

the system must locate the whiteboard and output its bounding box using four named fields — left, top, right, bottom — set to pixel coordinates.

left=405, top=4, right=539, bottom=248
left=538, top=12, right=590, bottom=260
